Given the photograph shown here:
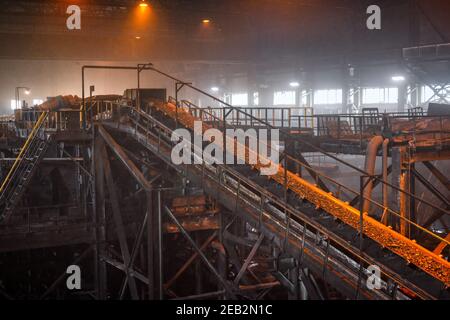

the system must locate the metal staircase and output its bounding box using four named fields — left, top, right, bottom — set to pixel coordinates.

left=0, top=112, right=50, bottom=221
